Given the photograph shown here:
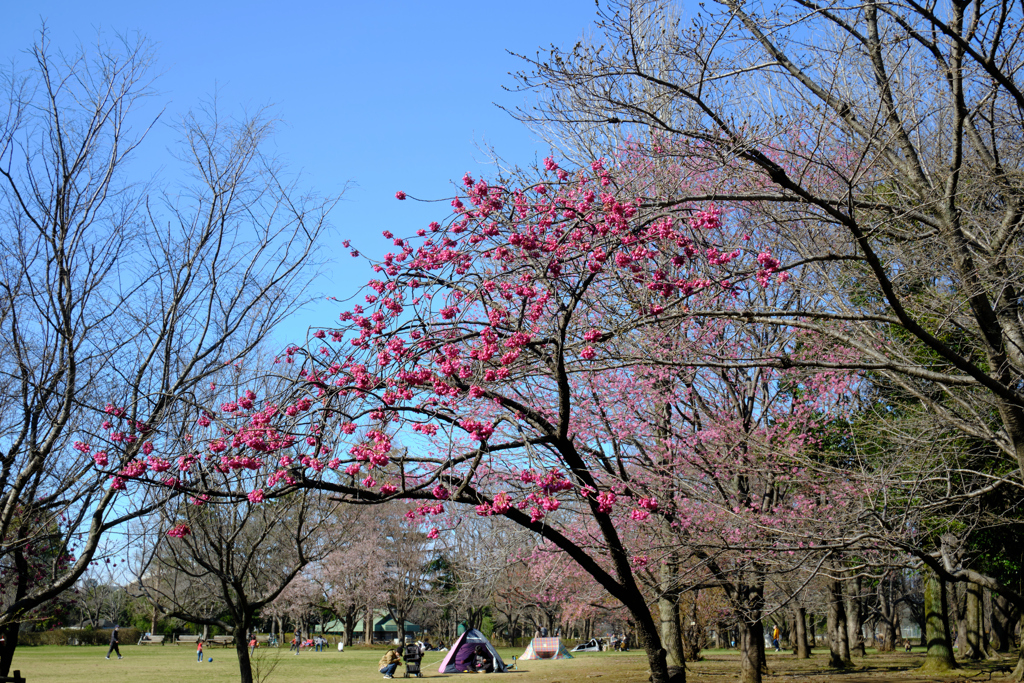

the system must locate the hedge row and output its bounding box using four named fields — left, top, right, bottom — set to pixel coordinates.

left=19, top=628, right=142, bottom=646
